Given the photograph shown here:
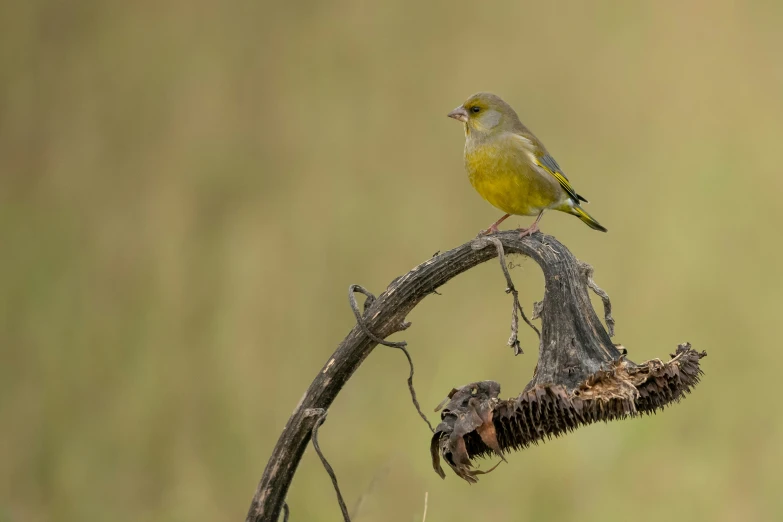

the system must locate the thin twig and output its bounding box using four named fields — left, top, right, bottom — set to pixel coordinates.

left=508, top=292, right=521, bottom=354
left=579, top=262, right=615, bottom=336
left=517, top=301, right=540, bottom=340
left=282, top=503, right=289, bottom=522
left=421, top=492, right=429, bottom=522
left=399, top=346, right=435, bottom=432
left=477, top=237, right=515, bottom=291
left=348, top=286, right=434, bottom=432
left=475, top=237, right=540, bottom=355
left=348, top=285, right=405, bottom=348
left=311, top=411, right=351, bottom=522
